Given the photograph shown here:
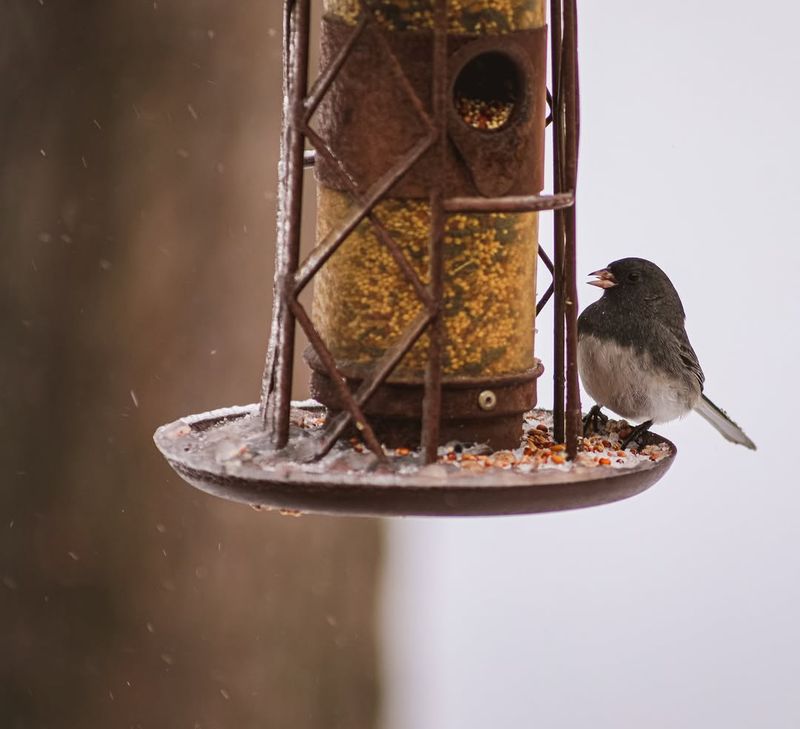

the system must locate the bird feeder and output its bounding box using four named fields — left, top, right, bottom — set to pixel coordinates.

left=154, top=0, right=675, bottom=517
